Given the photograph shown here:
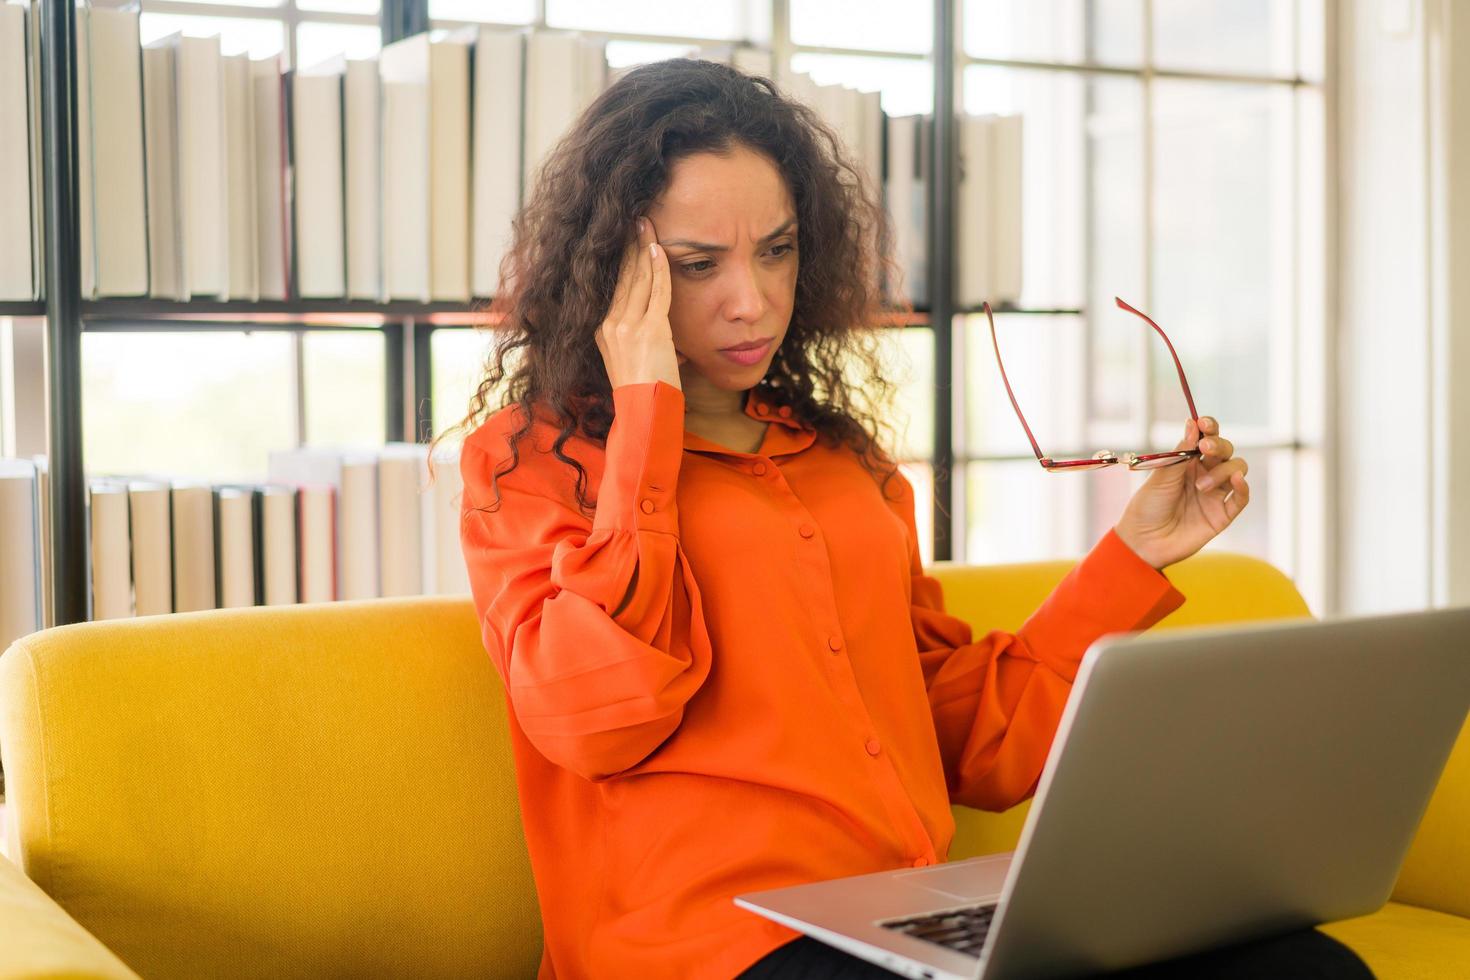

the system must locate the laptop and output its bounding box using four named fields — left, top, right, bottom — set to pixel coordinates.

left=735, top=607, right=1470, bottom=980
